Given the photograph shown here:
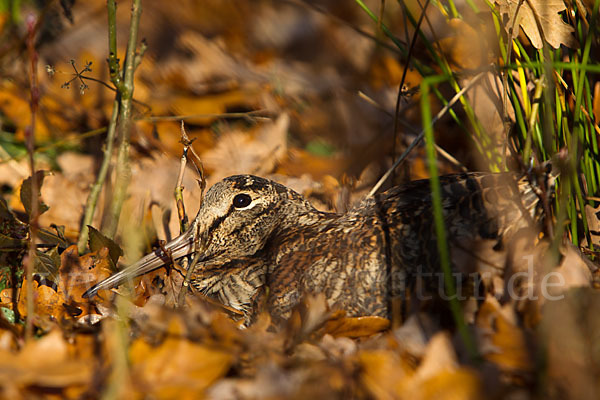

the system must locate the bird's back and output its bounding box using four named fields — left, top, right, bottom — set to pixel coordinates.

left=266, top=172, right=549, bottom=319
